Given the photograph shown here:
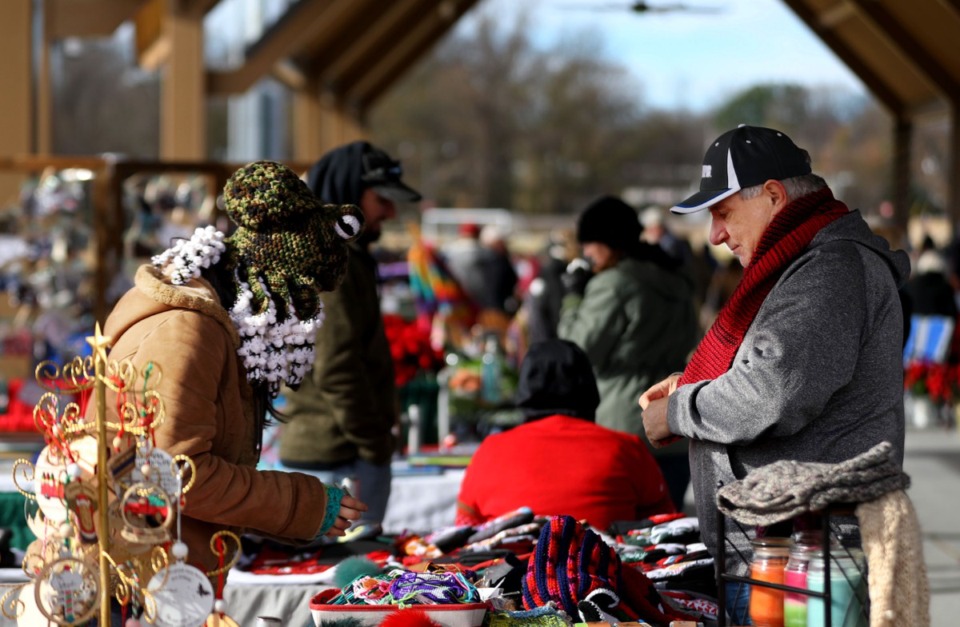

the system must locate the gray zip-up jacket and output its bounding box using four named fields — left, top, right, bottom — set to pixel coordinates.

left=668, top=209, right=910, bottom=571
